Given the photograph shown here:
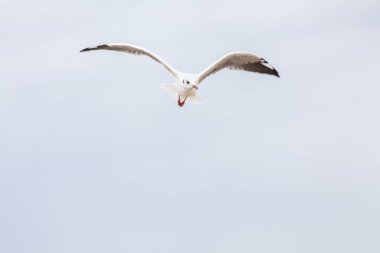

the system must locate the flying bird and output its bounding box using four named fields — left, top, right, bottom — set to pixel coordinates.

left=80, top=43, right=279, bottom=107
